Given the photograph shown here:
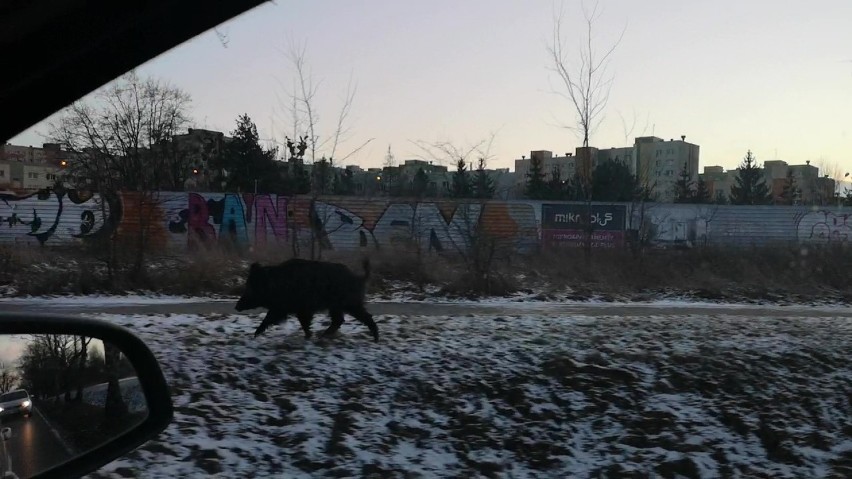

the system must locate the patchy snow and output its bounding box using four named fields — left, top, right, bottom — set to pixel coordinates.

left=82, top=309, right=851, bottom=478
left=370, top=280, right=852, bottom=309
left=81, top=377, right=147, bottom=414
left=371, top=292, right=852, bottom=314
